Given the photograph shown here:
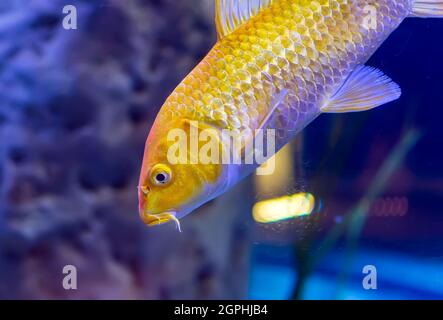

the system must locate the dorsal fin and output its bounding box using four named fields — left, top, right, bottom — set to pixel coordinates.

left=215, top=0, right=274, bottom=39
